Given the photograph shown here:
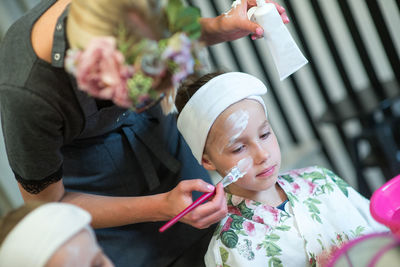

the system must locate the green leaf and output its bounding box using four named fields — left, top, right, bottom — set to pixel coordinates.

left=308, top=203, right=320, bottom=214
left=334, top=178, right=350, bottom=197
left=269, top=257, right=283, bottom=267
left=220, top=246, right=229, bottom=263
left=221, top=230, right=239, bottom=248
left=165, top=0, right=182, bottom=26
left=323, top=183, right=335, bottom=193
left=280, top=175, right=294, bottom=183
left=265, top=234, right=280, bottom=242
left=214, top=224, right=223, bottom=237
left=265, top=242, right=282, bottom=257
left=302, top=171, right=326, bottom=182
left=351, top=226, right=365, bottom=237
left=317, top=238, right=325, bottom=250
left=230, top=219, right=243, bottom=231
left=286, top=192, right=298, bottom=206
left=309, top=198, right=322, bottom=204
left=311, top=213, right=322, bottom=223
left=275, top=225, right=291, bottom=231
left=238, top=201, right=254, bottom=220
